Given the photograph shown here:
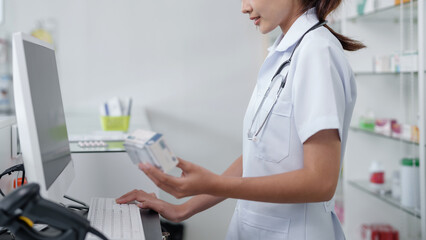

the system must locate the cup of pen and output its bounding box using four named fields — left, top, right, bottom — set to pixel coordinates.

left=100, top=115, right=130, bottom=132
left=100, top=97, right=132, bottom=132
